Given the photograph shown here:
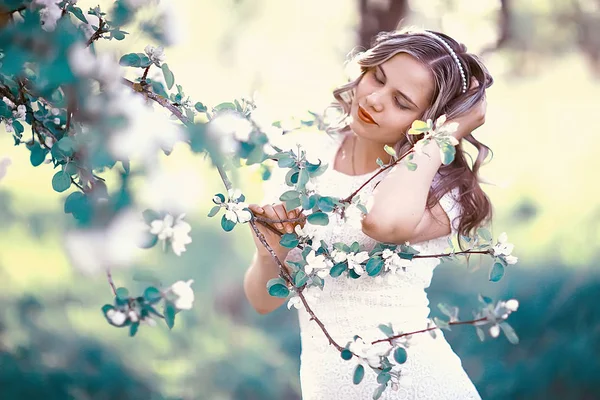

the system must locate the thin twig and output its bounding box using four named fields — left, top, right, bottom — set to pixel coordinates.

left=371, top=317, right=488, bottom=345
left=106, top=268, right=117, bottom=296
